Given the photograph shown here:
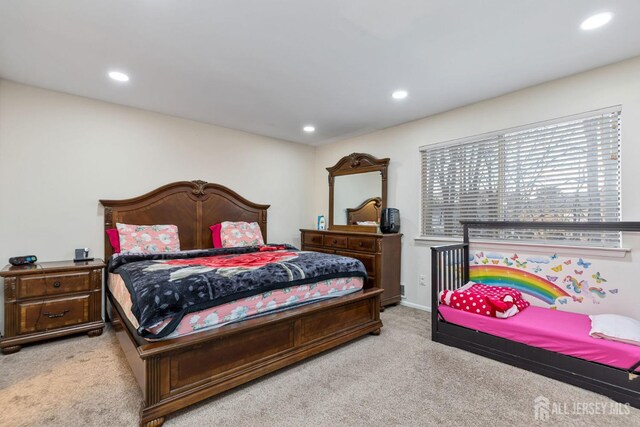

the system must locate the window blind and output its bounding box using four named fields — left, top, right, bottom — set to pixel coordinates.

left=420, top=107, right=621, bottom=247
